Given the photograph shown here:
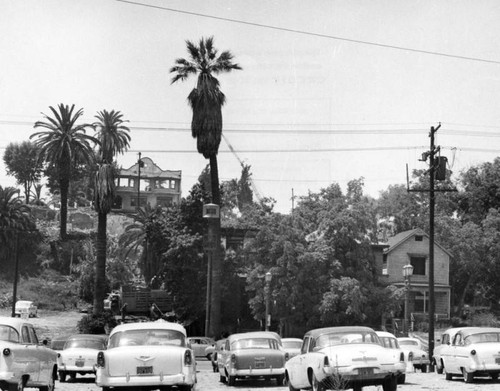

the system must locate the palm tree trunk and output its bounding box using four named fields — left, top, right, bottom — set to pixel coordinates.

left=59, top=178, right=69, bottom=240
left=93, top=211, right=107, bottom=315
left=209, top=154, right=221, bottom=338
